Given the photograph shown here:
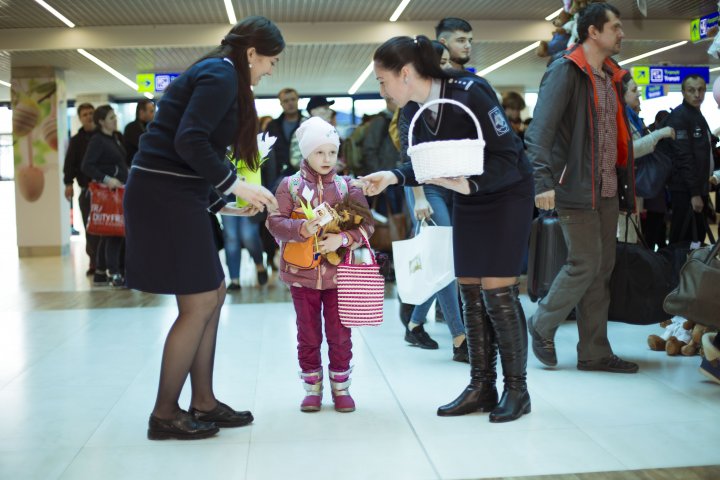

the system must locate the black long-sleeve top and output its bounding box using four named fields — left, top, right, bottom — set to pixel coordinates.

left=81, top=131, right=129, bottom=184
left=63, top=127, right=95, bottom=188
left=132, top=57, right=239, bottom=210
left=394, top=76, right=532, bottom=195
